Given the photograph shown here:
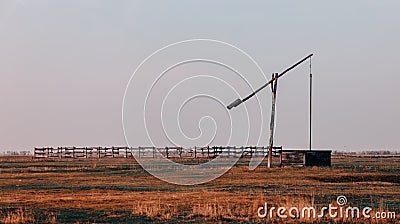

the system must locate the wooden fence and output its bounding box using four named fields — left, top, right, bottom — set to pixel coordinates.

left=34, top=146, right=281, bottom=159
